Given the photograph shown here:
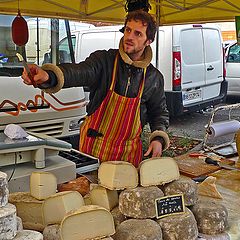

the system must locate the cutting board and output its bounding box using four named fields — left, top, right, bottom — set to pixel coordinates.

left=174, top=153, right=235, bottom=178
